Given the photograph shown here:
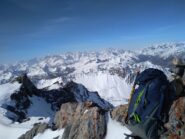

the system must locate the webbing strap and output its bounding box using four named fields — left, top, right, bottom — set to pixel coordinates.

left=130, top=84, right=149, bottom=123
left=133, top=113, right=141, bottom=123
left=133, top=87, right=145, bottom=112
